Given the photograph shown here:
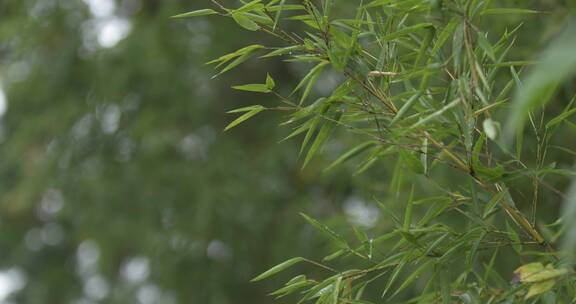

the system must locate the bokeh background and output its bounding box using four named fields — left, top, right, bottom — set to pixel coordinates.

left=0, top=0, right=574, bottom=303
